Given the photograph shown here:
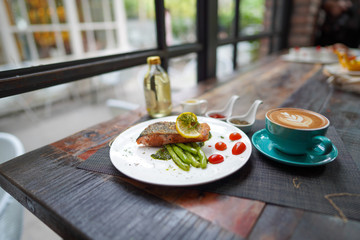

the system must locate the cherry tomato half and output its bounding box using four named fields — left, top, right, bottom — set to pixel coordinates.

left=229, top=132, right=242, bottom=141
left=208, top=154, right=224, bottom=164
left=232, top=142, right=246, bottom=155
left=215, top=142, right=227, bottom=151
